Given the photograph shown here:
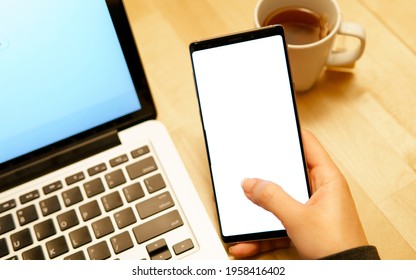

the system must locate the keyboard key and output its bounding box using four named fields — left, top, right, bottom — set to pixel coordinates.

left=110, top=154, right=128, bottom=167
left=136, top=191, right=174, bottom=219
left=11, top=228, right=33, bottom=251
left=19, top=190, right=40, bottom=204
left=146, top=238, right=167, bottom=255
left=64, top=251, right=86, bottom=260
left=151, top=249, right=172, bottom=260
left=110, top=231, right=133, bottom=254
left=46, top=236, right=69, bottom=259
left=17, top=204, right=38, bottom=226
left=126, top=157, right=158, bottom=180
left=57, top=209, right=79, bottom=231
left=0, top=214, right=15, bottom=235
left=0, top=199, right=16, bottom=214
left=62, top=187, right=83, bottom=207
left=173, top=238, right=194, bottom=255
left=146, top=238, right=172, bottom=260
left=79, top=200, right=101, bottom=222
left=40, top=195, right=61, bottom=216
left=0, top=238, right=9, bottom=258
left=34, top=219, right=56, bottom=241
left=101, top=191, right=123, bottom=212
left=105, top=169, right=126, bottom=189
left=92, top=217, right=114, bottom=239
left=69, top=226, right=92, bottom=248
left=42, top=181, right=63, bottom=195
left=123, top=182, right=145, bottom=202
left=88, top=162, right=107, bottom=176
left=83, top=178, right=105, bottom=198
left=114, top=208, right=136, bottom=229
left=132, top=210, right=183, bottom=244
left=65, top=172, right=85, bottom=185
left=22, top=246, right=45, bottom=260
left=131, top=146, right=150, bottom=159
left=87, top=241, right=111, bottom=260
left=144, top=174, right=166, bottom=194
